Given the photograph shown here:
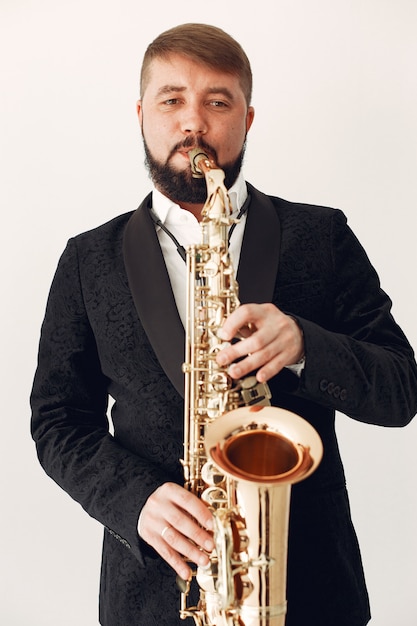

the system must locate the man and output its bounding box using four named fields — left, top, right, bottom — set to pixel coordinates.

left=31, top=23, right=417, bottom=626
